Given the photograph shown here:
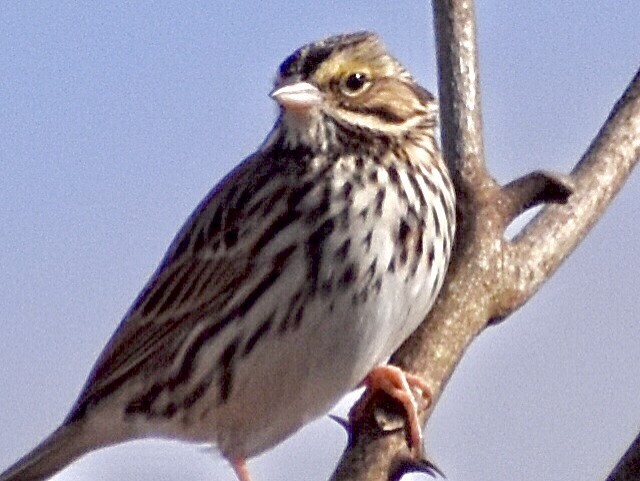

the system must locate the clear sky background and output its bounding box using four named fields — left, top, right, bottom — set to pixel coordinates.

left=1, top=2, right=638, bottom=481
